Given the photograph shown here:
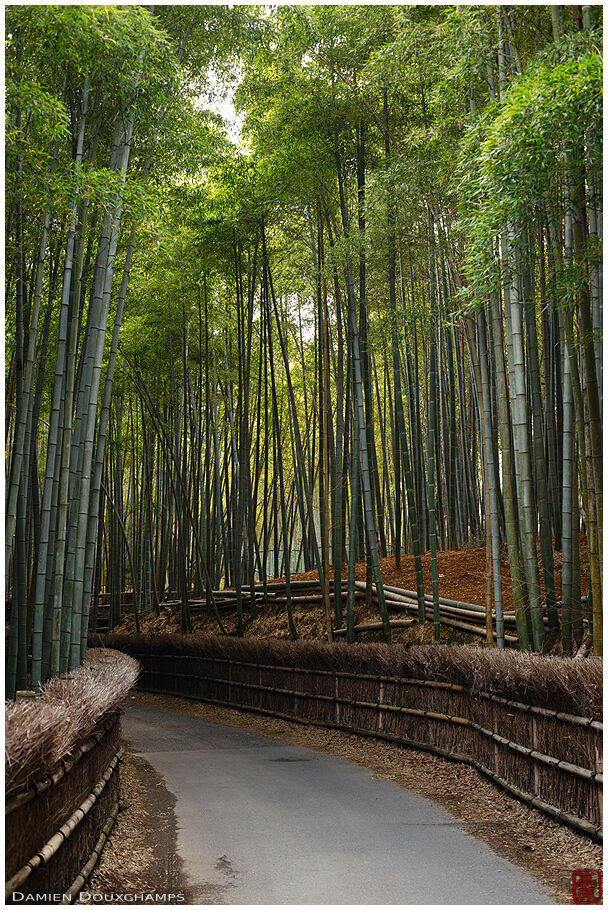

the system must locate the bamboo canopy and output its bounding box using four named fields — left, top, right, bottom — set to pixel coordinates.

left=5, top=6, right=602, bottom=695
